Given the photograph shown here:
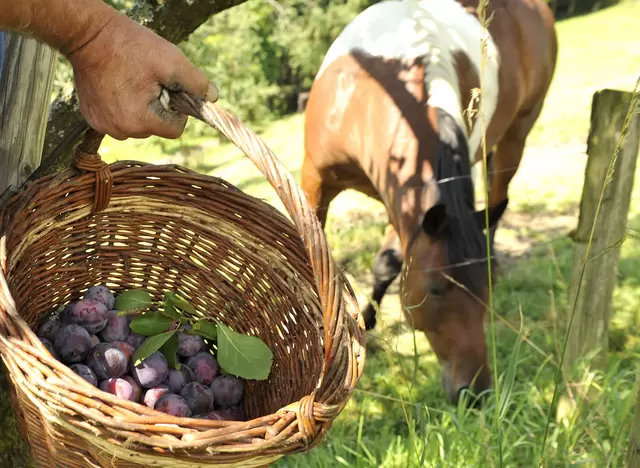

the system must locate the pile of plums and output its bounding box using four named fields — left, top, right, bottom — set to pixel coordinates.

left=36, top=285, right=246, bottom=421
